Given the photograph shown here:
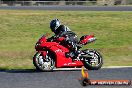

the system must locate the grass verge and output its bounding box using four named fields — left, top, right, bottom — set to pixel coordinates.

left=0, top=10, right=132, bottom=70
